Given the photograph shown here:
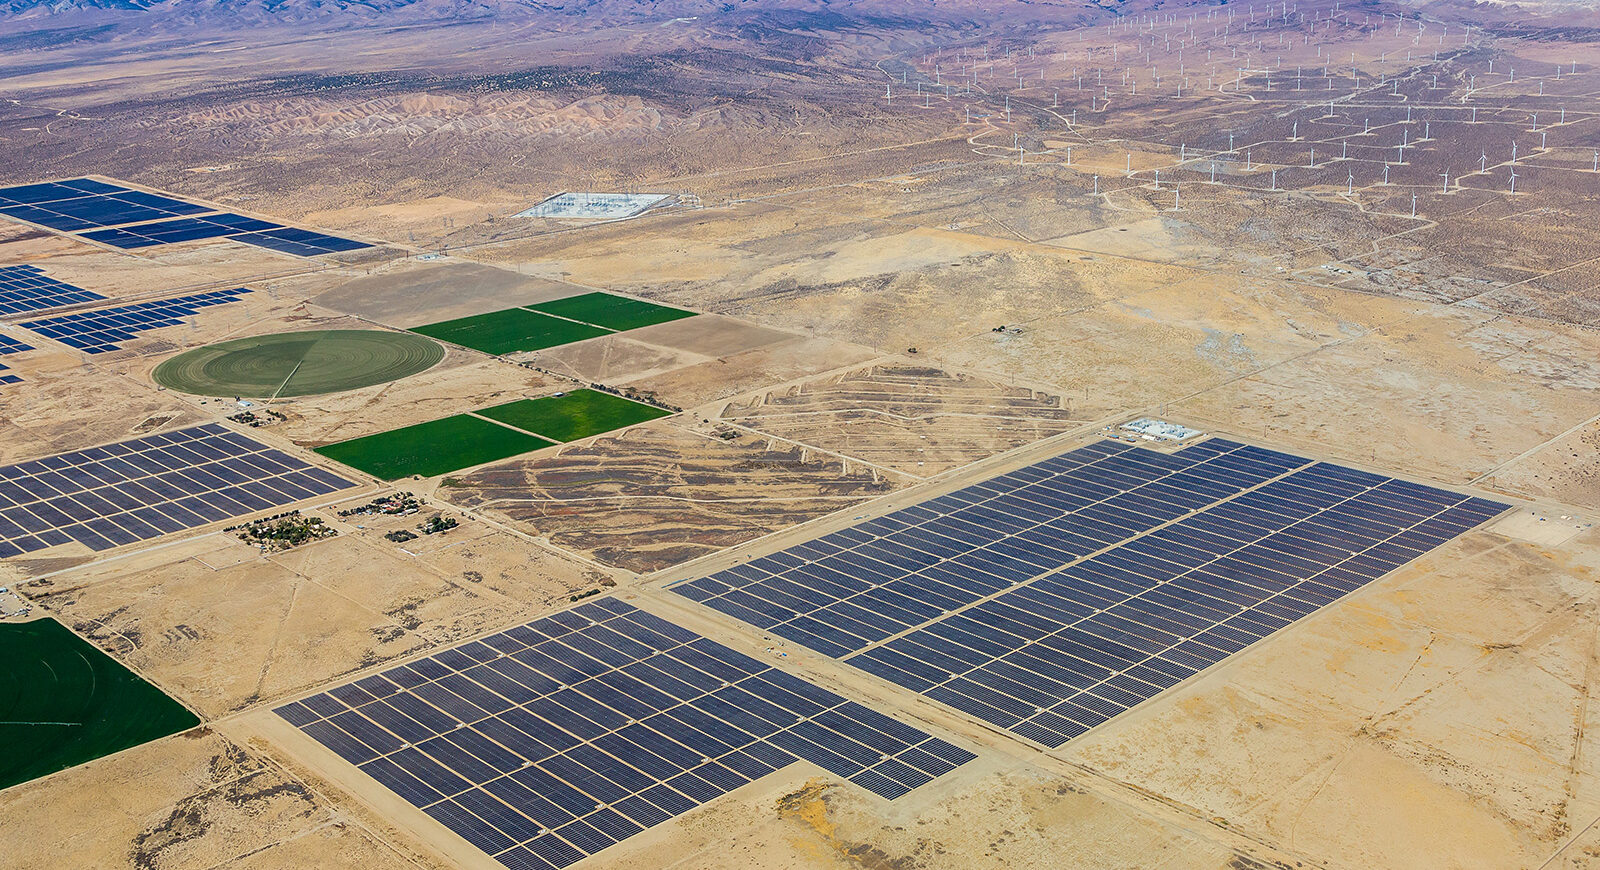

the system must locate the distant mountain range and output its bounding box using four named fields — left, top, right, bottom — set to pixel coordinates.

left=1, top=0, right=1068, bottom=24
left=2, top=0, right=533, bottom=16
left=0, top=0, right=902, bottom=16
